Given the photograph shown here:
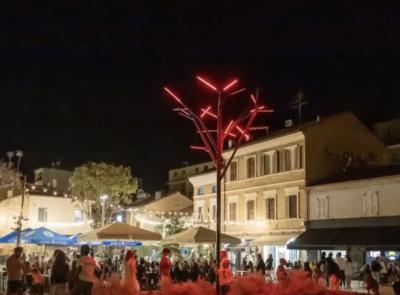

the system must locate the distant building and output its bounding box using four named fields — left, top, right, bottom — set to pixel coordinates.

left=0, top=186, right=91, bottom=236
left=190, top=112, right=392, bottom=267
left=34, top=167, right=73, bottom=193
left=167, top=161, right=214, bottom=197
left=290, top=165, right=400, bottom=266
